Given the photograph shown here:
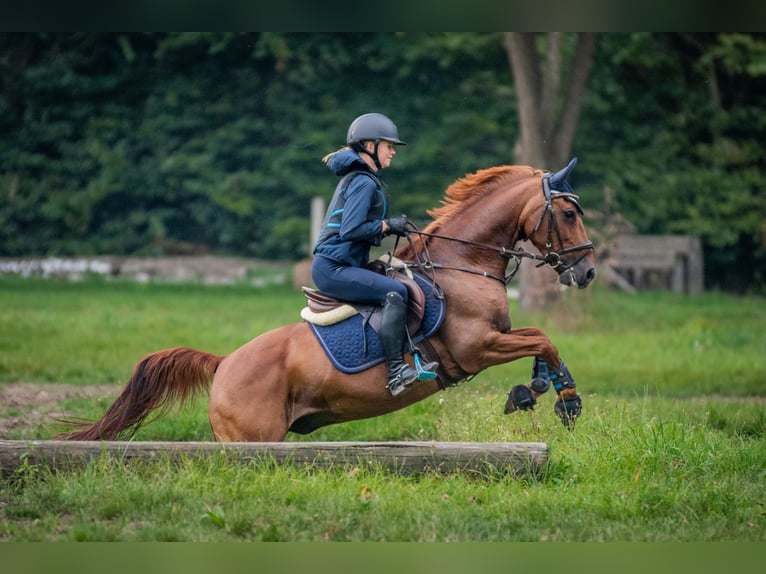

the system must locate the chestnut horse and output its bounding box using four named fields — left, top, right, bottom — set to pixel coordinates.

left=57, top=159, right=595, bottom=442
